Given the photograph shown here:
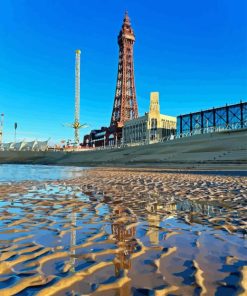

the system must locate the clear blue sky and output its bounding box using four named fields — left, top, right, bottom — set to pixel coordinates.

left=0, top=0, right=246, bottom=143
